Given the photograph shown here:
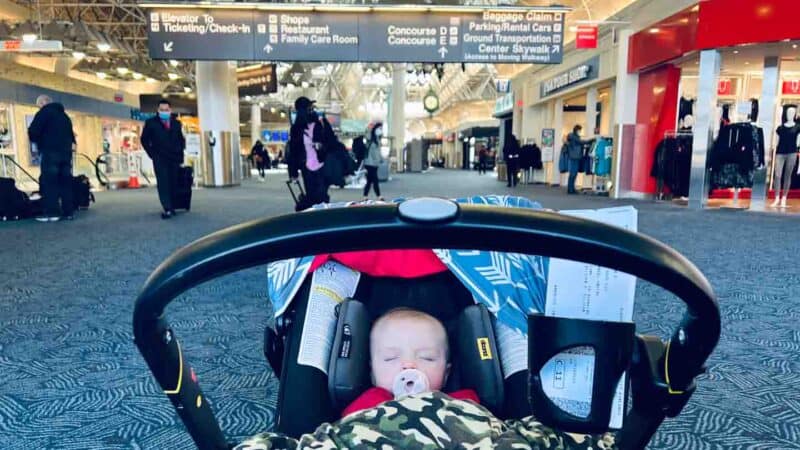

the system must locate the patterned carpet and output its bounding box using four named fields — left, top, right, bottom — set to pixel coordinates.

left=1, top=170, right=799, bottom=449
